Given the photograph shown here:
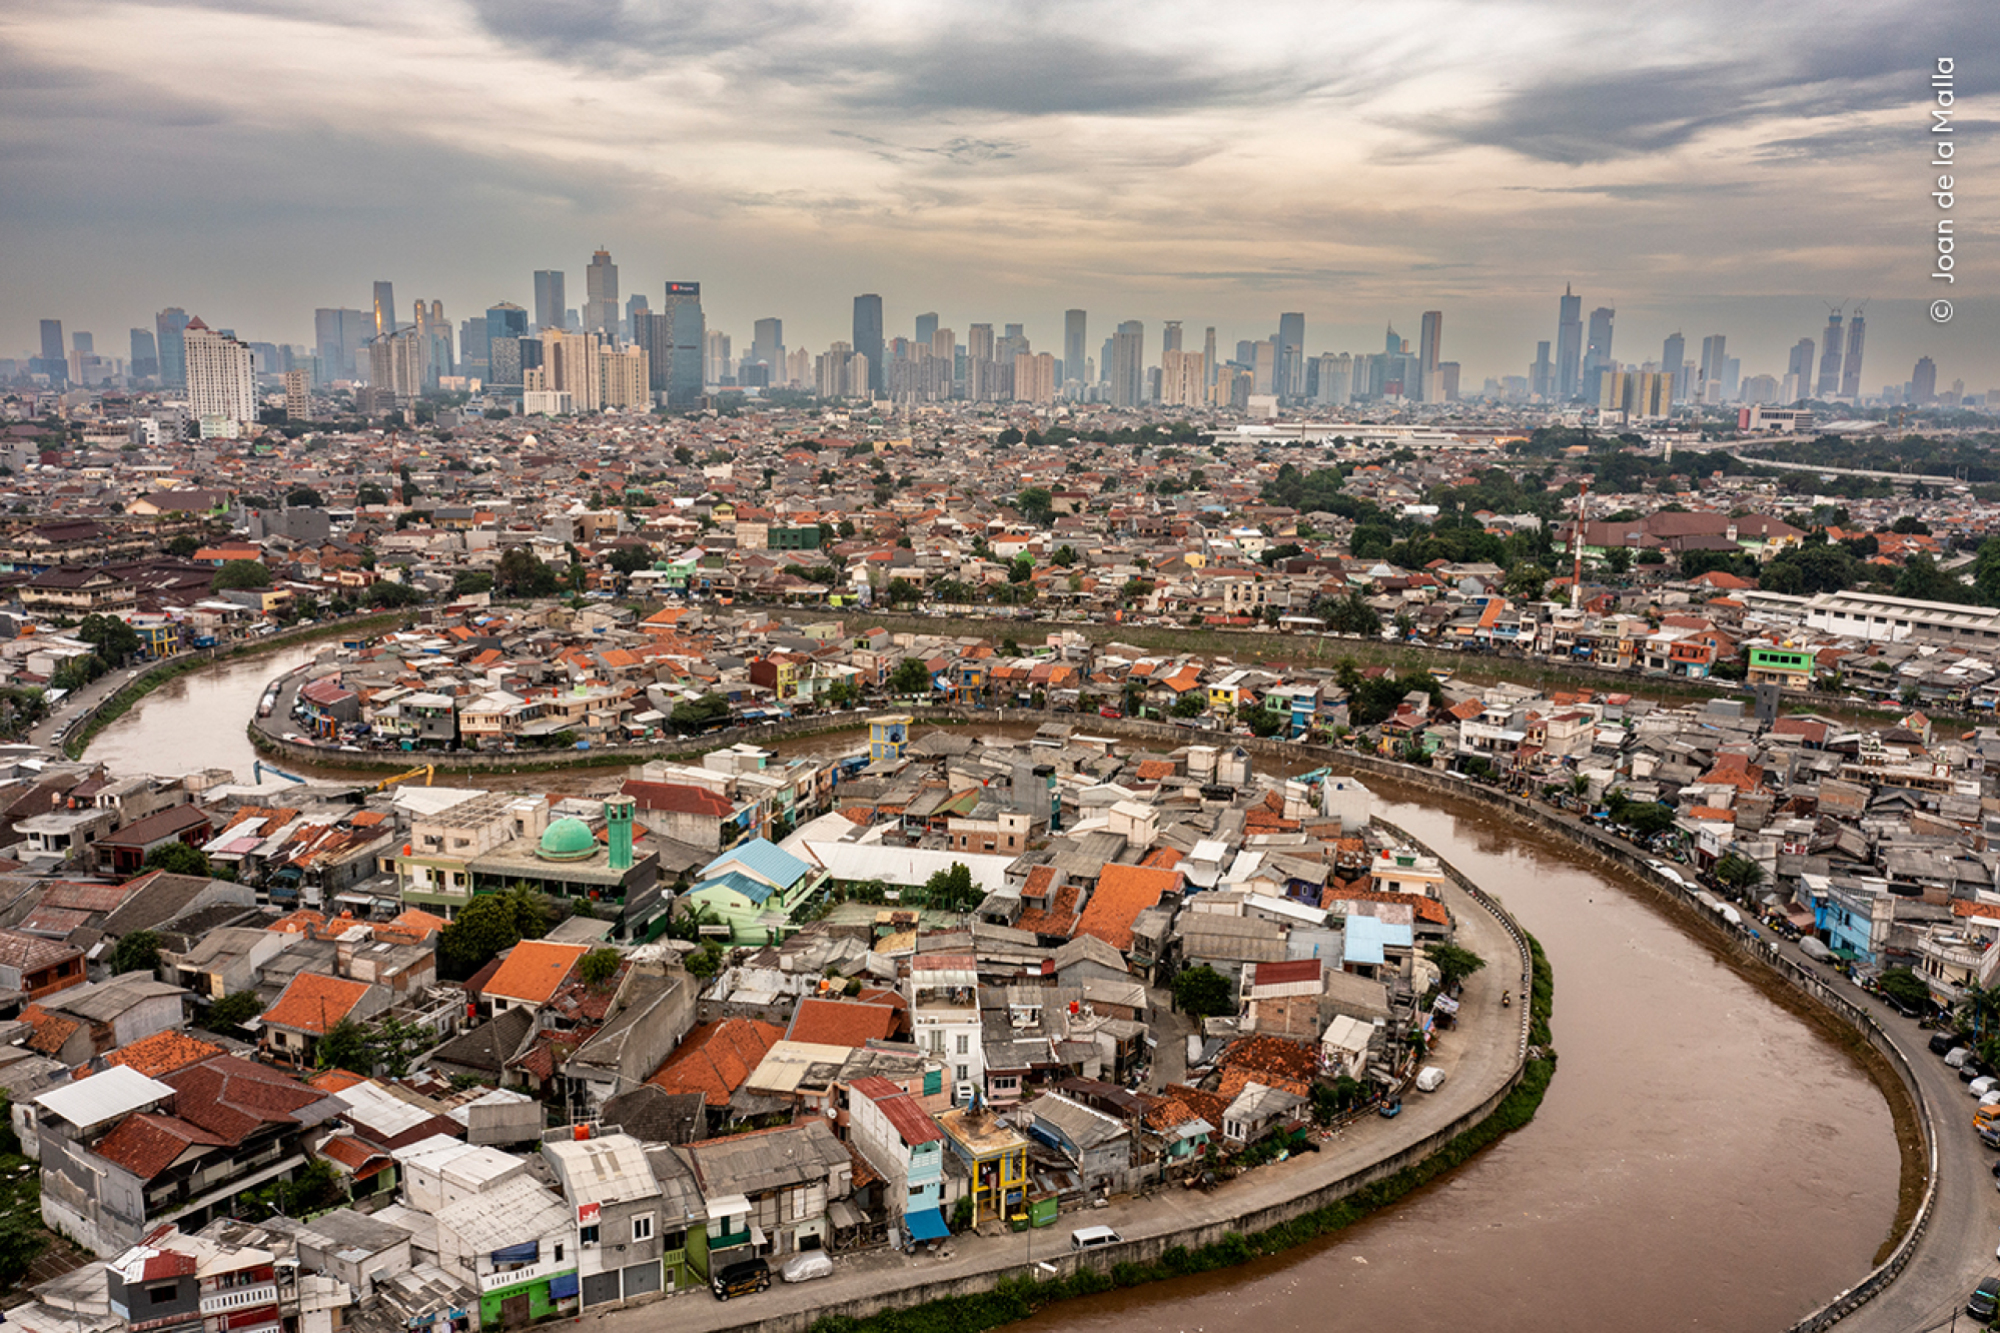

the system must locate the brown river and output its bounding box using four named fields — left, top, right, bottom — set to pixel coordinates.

left=89, top=668, right=1901, bottom=1329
